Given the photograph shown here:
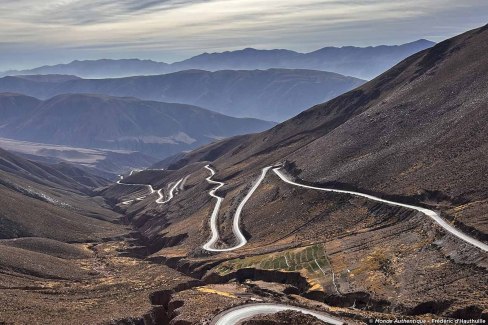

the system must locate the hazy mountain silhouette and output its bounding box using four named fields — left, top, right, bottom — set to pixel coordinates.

left=0, top=69, right=364, bottom=121
left=0, top=93, right=275, bottom=158
left=1, top=40, right=434, bottom=80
